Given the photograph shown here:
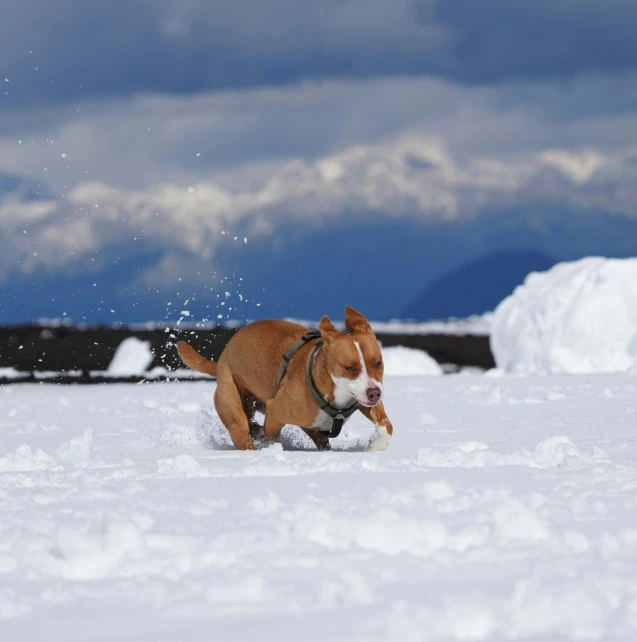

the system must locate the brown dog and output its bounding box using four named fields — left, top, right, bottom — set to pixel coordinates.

left=176, top=306, right=393, bottom=451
